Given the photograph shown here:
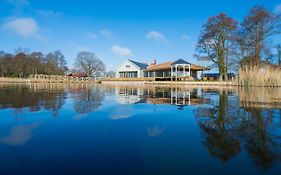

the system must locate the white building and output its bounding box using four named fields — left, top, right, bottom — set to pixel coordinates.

left=116, top=59, right=209, bottom=79
left=116, top=60, right=148, bottom=78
